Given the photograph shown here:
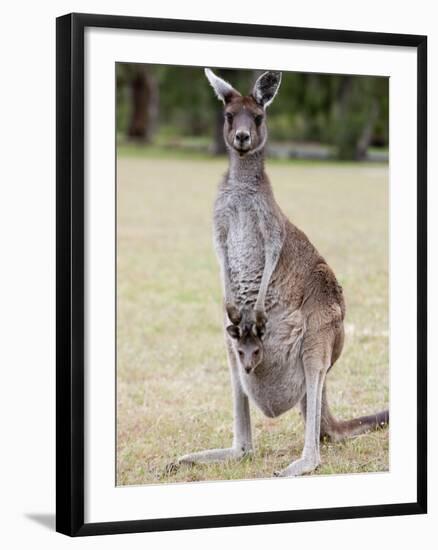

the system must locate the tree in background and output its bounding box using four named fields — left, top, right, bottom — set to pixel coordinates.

left=331, top=76, right=388, bottom=160
left=116, top=64, right=388, bottom=161
left=117, top=64, right=159, bottom=142
left=267, top=72, right=388, bottom=160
